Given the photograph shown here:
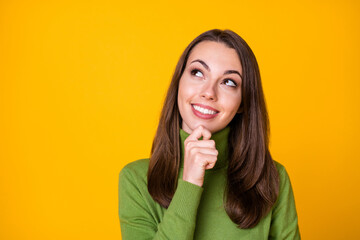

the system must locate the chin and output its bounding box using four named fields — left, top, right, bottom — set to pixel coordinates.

left=192, top=123, right=219, bottom=134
